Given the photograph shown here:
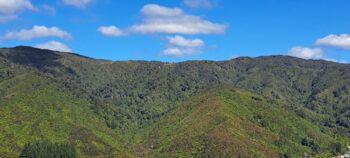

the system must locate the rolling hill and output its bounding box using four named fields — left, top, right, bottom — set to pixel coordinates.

left=1, top=46, right=350, bottom=157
